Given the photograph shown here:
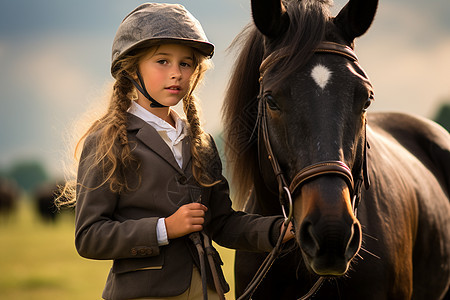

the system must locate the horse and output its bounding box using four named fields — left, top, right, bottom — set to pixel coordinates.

left=0, top=177, right=19, bottom=223
left=33, top=182, right=61, bottom=223
left=222, top=0, right=450, bottom=299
